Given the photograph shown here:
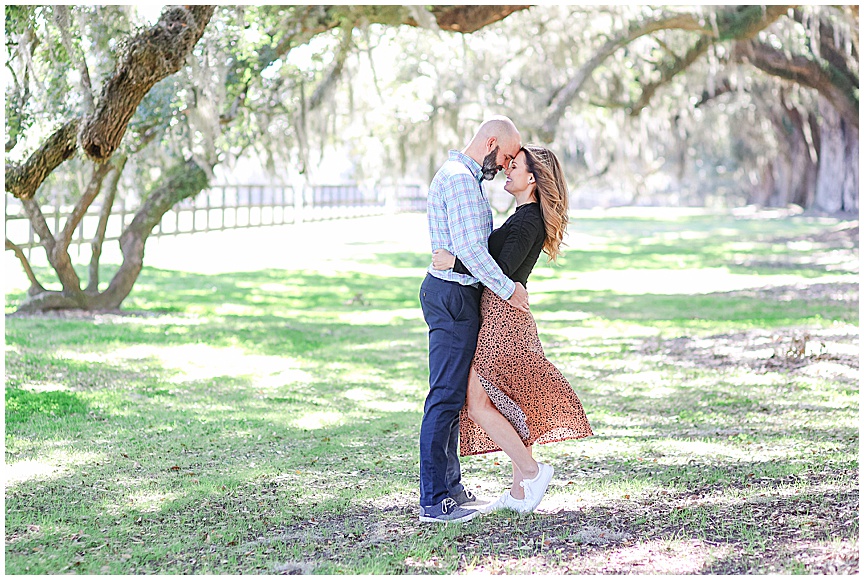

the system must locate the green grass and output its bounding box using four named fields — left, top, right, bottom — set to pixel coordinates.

left=4, top=211, right=859, bottom=574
